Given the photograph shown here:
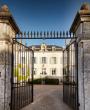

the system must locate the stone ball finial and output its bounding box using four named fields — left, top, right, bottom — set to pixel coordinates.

left=1, top=5, right=9, bottom=12
left=80, top=3, right=90, bottom=10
